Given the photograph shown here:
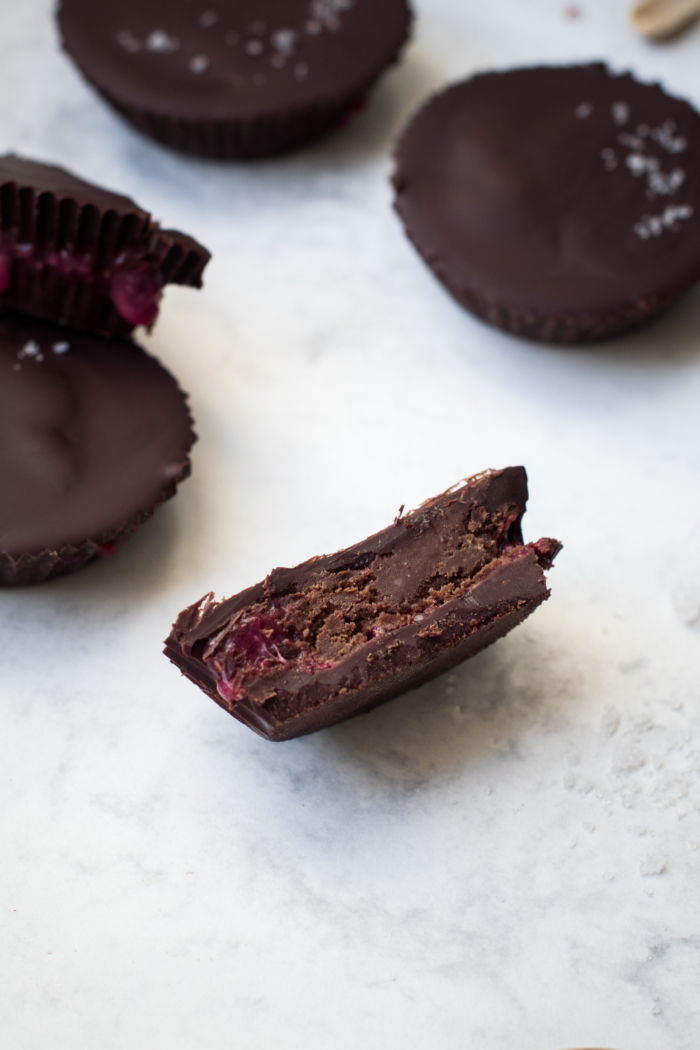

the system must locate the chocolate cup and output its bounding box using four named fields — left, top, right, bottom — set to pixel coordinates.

left=393, top=64, right=700, bottom=344
left=0, top=311, right=195, bottom=586
left=165, top=467, right=561, bottom=741
left=0, top=155, right=210, bottom=337
left=57, top=0, right=413, bottom=160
